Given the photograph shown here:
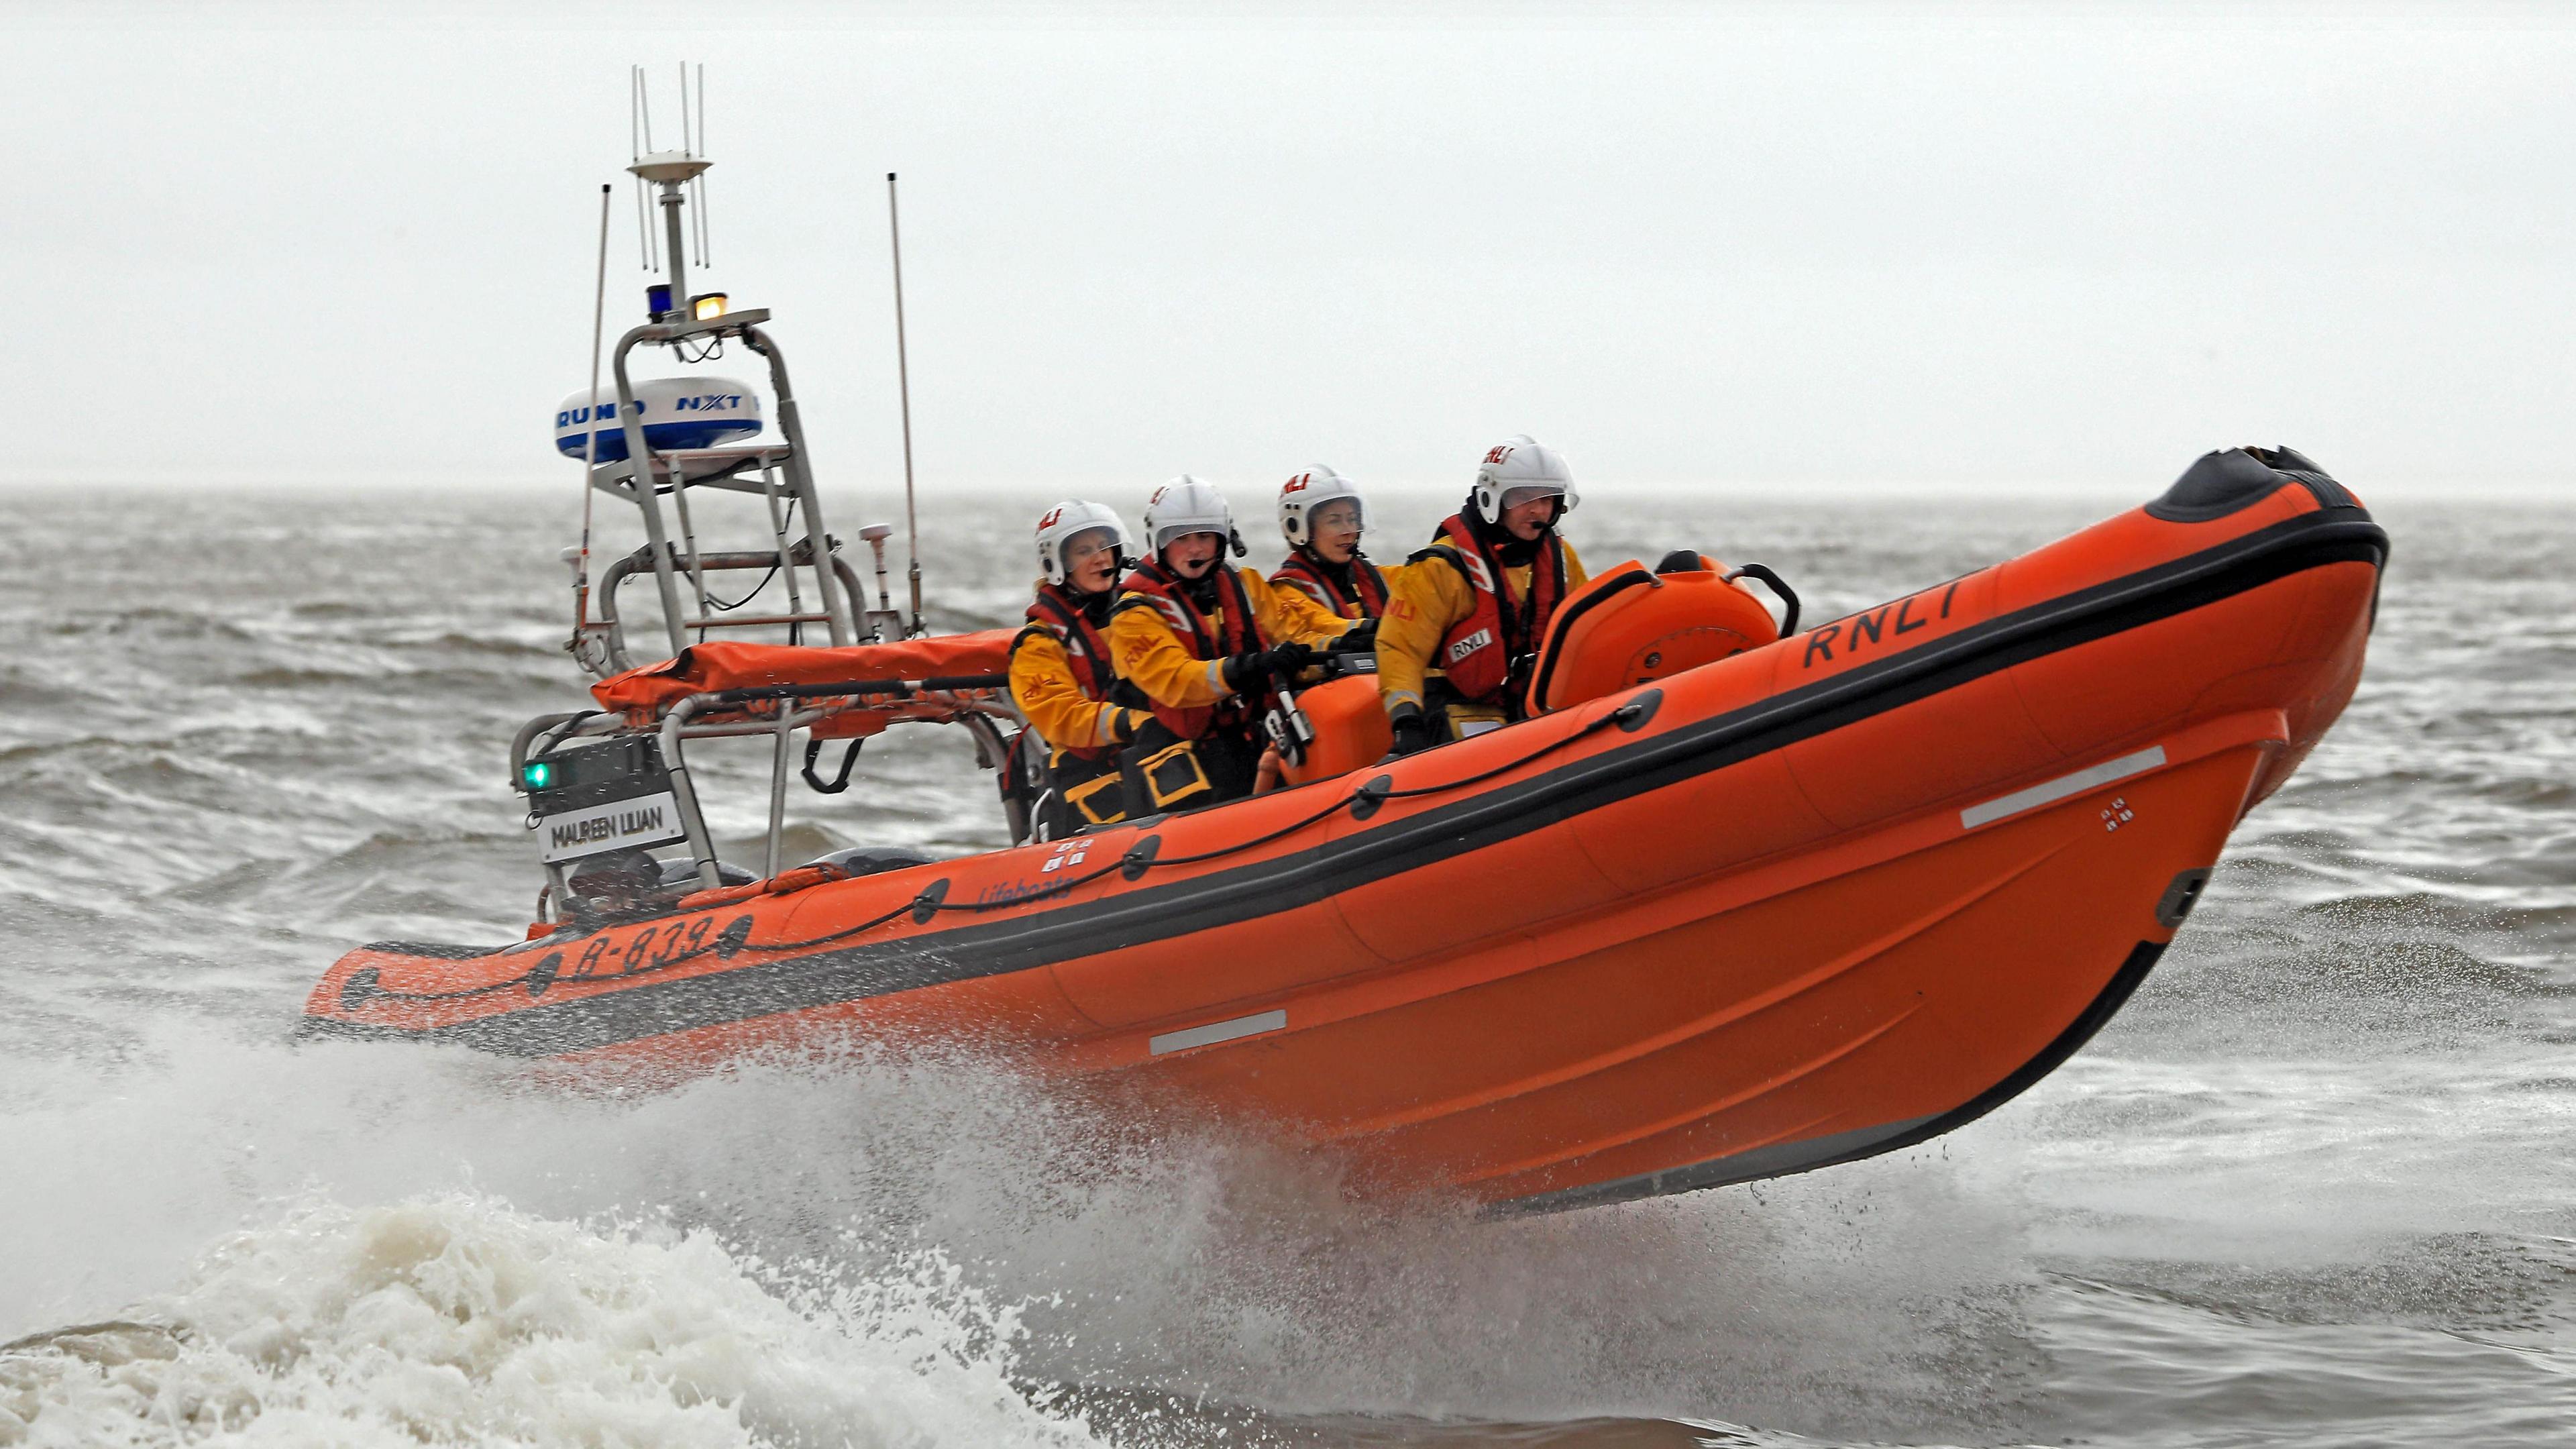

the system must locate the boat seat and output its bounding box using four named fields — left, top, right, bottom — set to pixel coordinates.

left=1525, top=553, right=1781, bottom=714
left=655, top=859, right=757, bottom=890
left=803, top=845, right=937, bottom=877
